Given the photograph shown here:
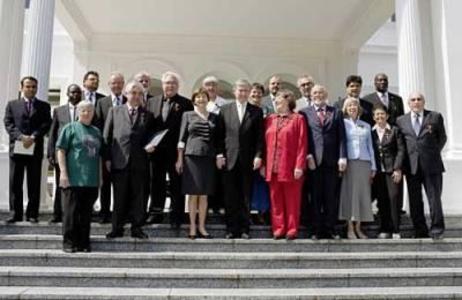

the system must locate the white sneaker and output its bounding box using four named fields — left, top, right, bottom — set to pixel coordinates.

left=392, top=233, right=401, bottom=239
